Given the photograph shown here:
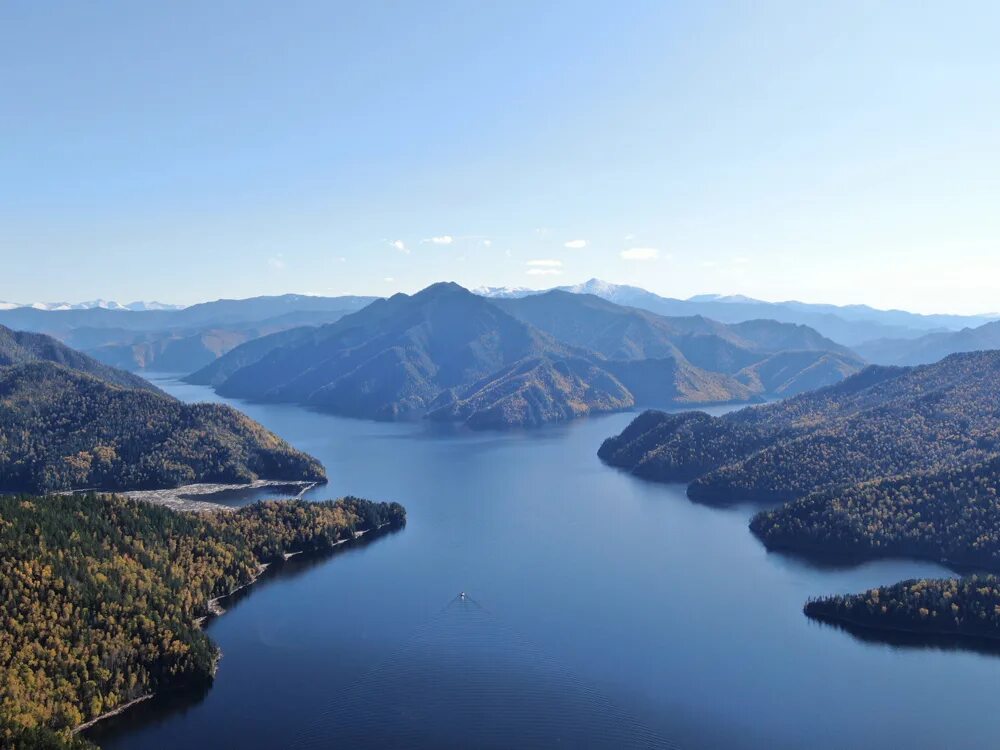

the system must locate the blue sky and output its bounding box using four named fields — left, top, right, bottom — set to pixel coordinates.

left=3, top=1, right=999, bottom=312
